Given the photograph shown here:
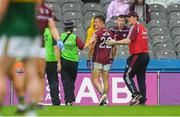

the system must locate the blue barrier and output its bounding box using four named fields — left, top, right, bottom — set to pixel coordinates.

left=78, top=58, right=180, bottom=72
